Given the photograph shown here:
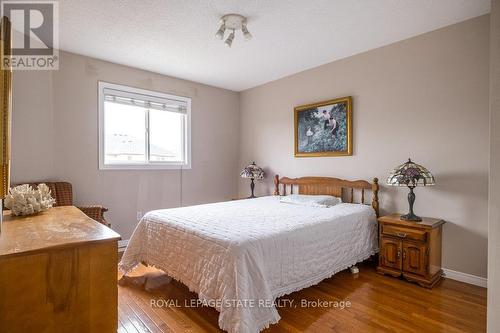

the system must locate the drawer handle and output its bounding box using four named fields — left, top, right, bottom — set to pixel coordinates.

left=396, top=232, right=407, bottom=238
left=397, top=251, right=401, bottom=259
